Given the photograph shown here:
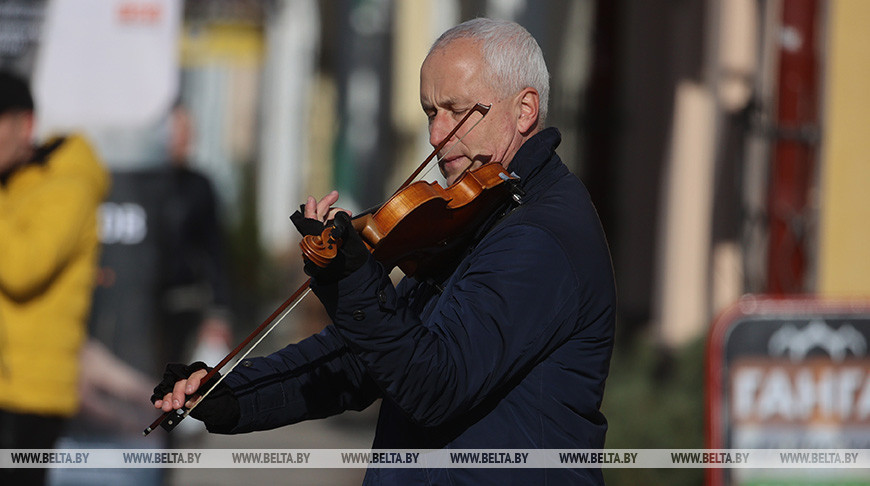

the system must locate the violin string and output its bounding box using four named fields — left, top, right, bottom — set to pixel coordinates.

left=411, top=109, right=490, bottom=185
left=181, top=288, right=312, bottom=419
